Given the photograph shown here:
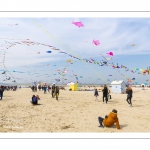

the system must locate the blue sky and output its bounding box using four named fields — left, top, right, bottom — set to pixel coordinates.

left=0, top=18, right=150, bottom=85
